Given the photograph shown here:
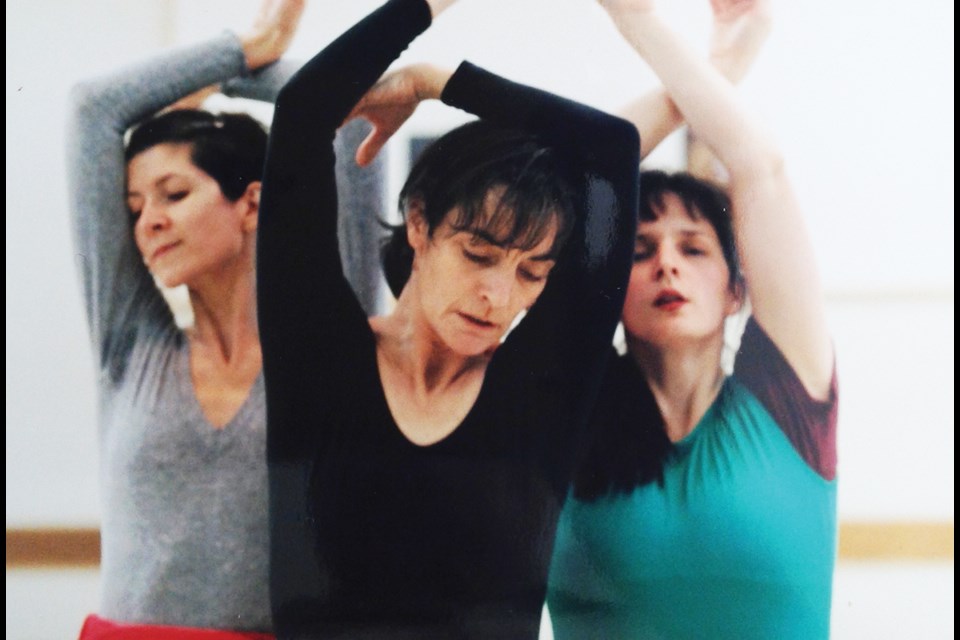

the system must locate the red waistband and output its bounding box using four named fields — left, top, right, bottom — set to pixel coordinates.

left=79, top=614, right=274, bottom=640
